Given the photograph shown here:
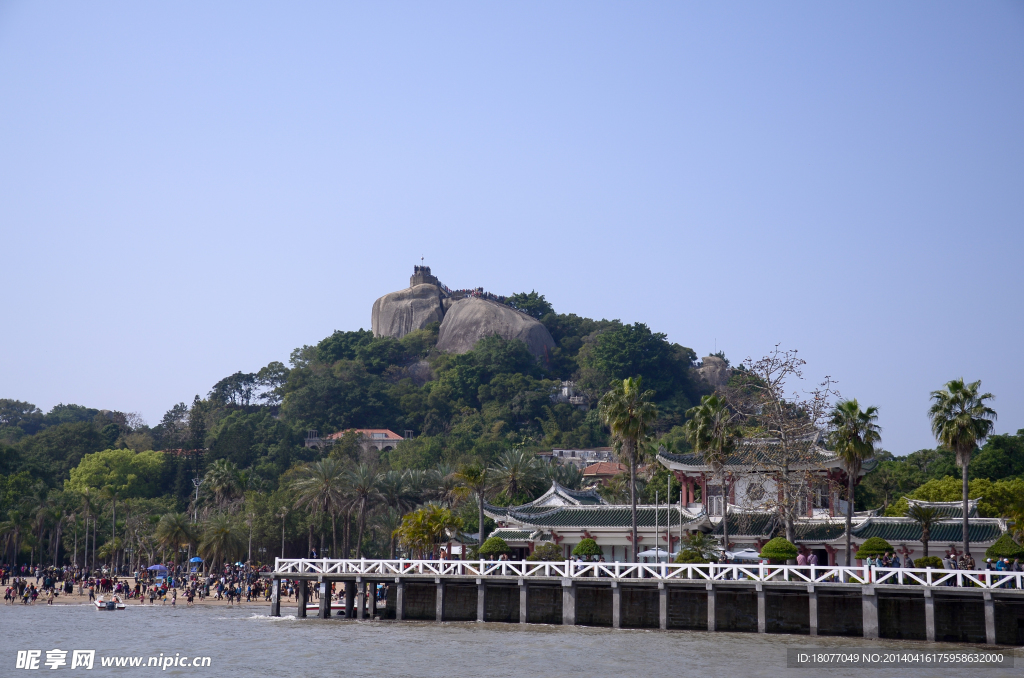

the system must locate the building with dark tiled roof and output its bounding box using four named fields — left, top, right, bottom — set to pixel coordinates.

left=486, top=483, right=1009, bottom=565
left=657, top=433, right=878, bottom=520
